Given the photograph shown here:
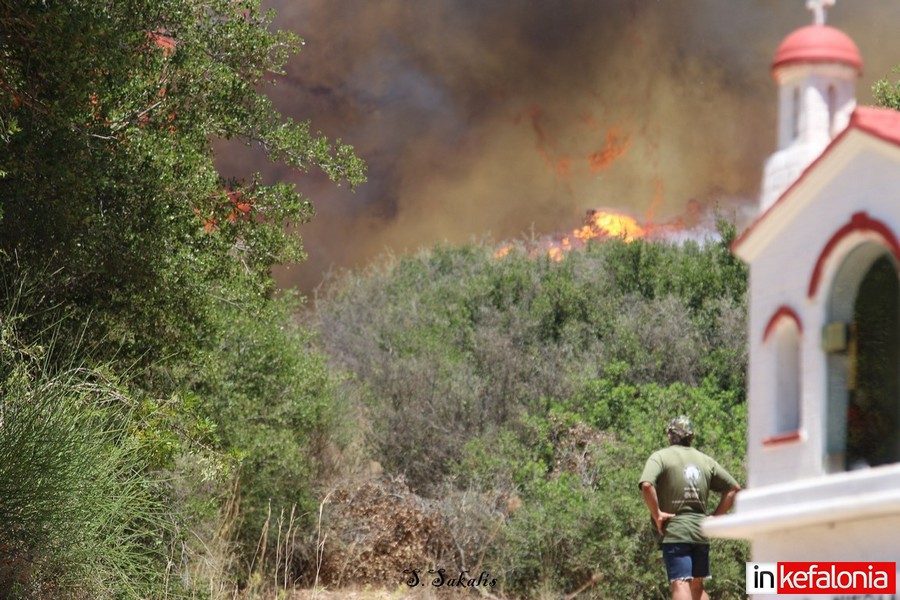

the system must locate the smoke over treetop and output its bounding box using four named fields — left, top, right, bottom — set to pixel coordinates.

left=211, top=1, right=900, bottom=292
